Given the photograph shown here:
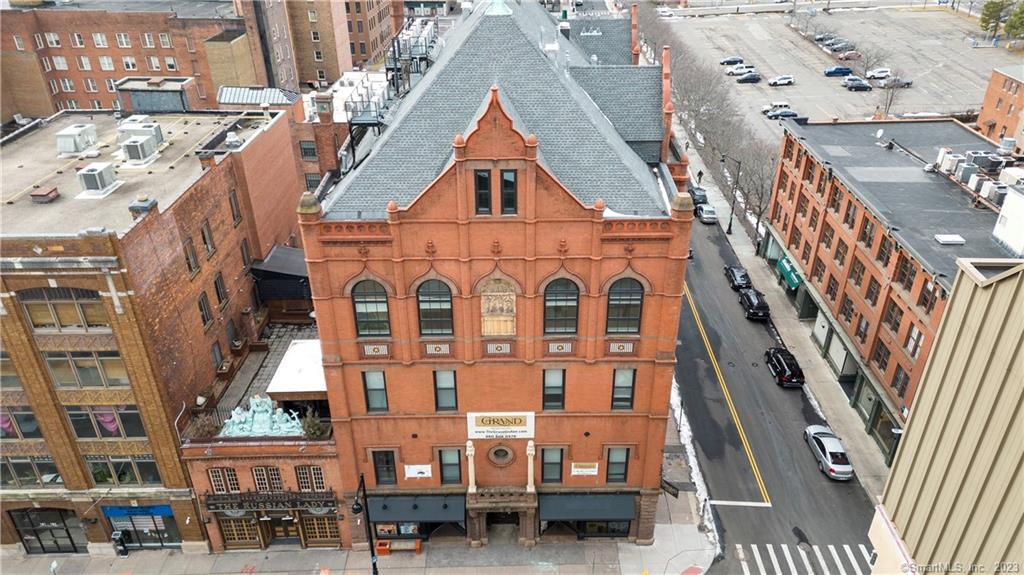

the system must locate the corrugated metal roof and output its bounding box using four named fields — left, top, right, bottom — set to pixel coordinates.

left=216, top=86, right=301, bottom=106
